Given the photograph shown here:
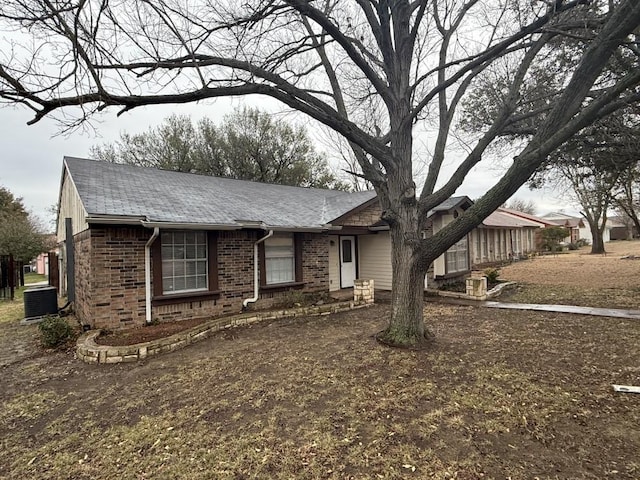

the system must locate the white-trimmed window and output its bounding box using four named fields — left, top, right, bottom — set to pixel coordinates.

left=161, top=231, right=208, bottom=294
left=264, top=234, right=295, bottom=285
left=482, top=230, right=488, bottom=260
left=445, top=237, right=469, bottom=274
